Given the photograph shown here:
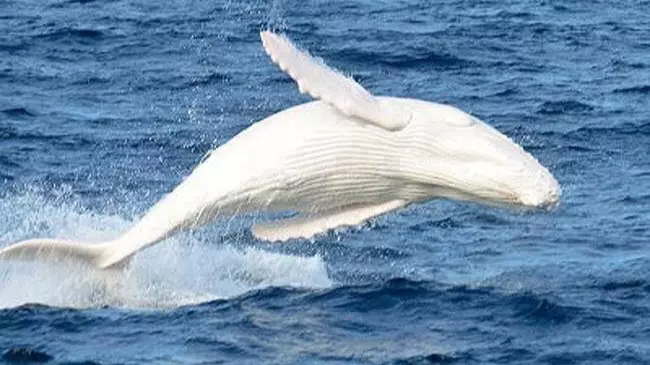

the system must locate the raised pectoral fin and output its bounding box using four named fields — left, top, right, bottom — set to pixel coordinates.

left=260, top=31, right=410, bottom=131
left=251, top=200, right=406, bottom=242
